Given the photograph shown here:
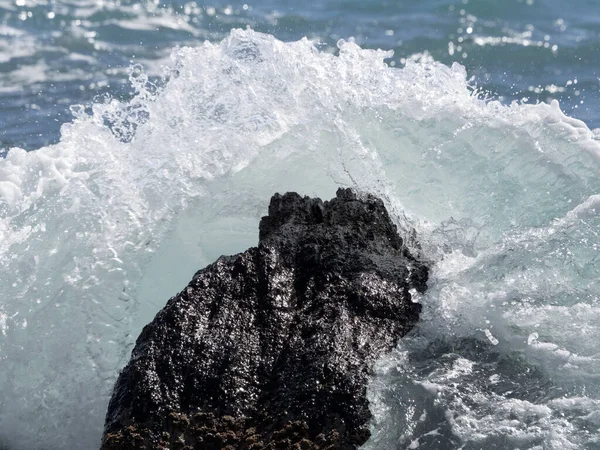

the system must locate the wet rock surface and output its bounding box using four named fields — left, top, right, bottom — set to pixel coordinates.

left=101, top=189, right=429, bottom=449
